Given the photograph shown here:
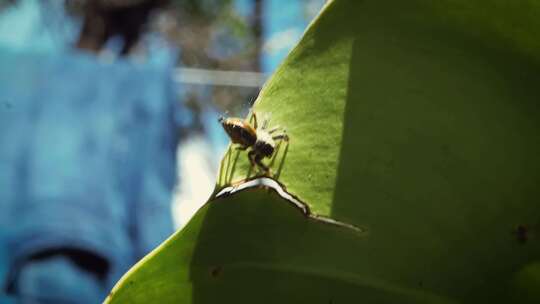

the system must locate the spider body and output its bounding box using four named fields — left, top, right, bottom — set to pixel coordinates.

left=219, top=112, right=288, bottom=172
left=219, top=117, right=257, bottom=147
